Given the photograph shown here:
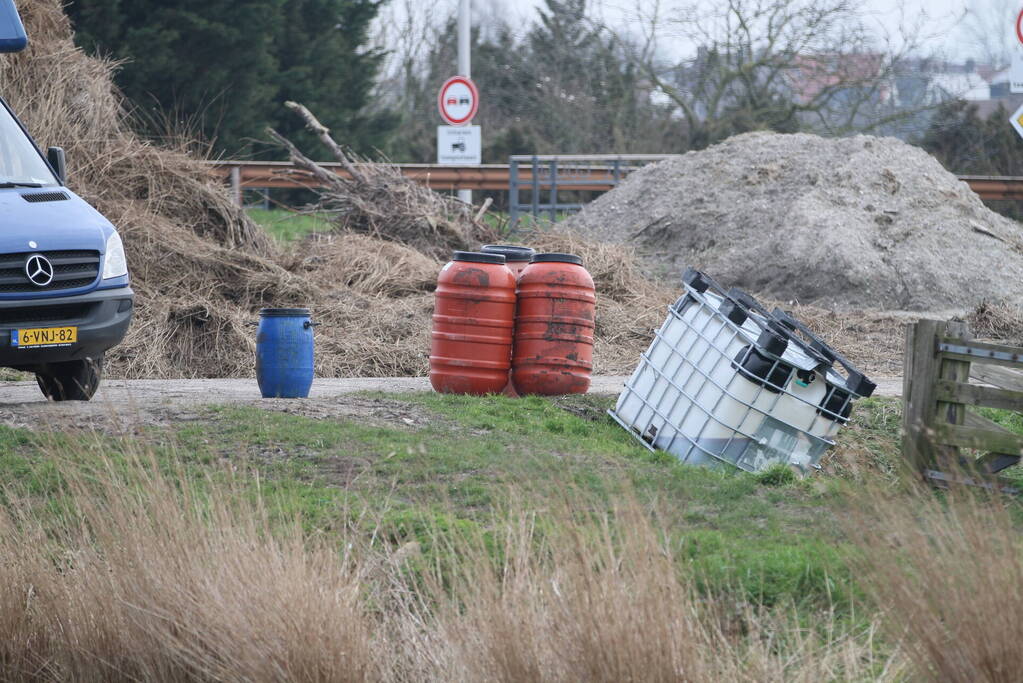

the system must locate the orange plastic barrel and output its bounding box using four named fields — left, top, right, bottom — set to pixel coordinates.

left=512, top=253, right=596, bottom=396
left=430, top=251, right=516, bottom=395
left=481, top=244, right=536, bottom=278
